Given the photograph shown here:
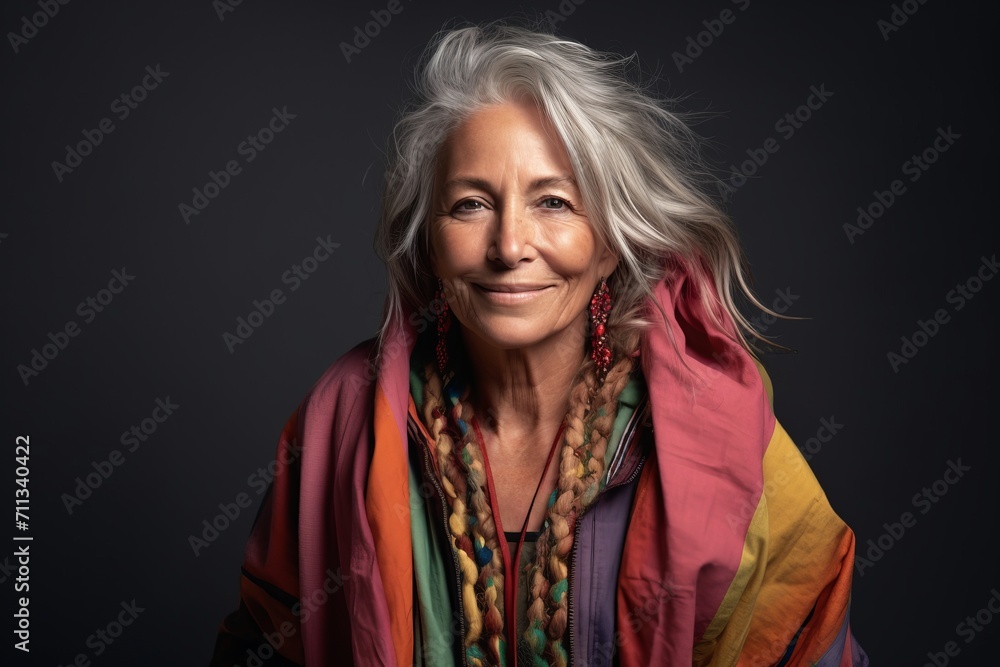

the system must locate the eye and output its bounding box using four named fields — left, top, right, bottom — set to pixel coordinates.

left=453, top=199, right=485, bottom=213
left=541, top=197, right=567, bottom=209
